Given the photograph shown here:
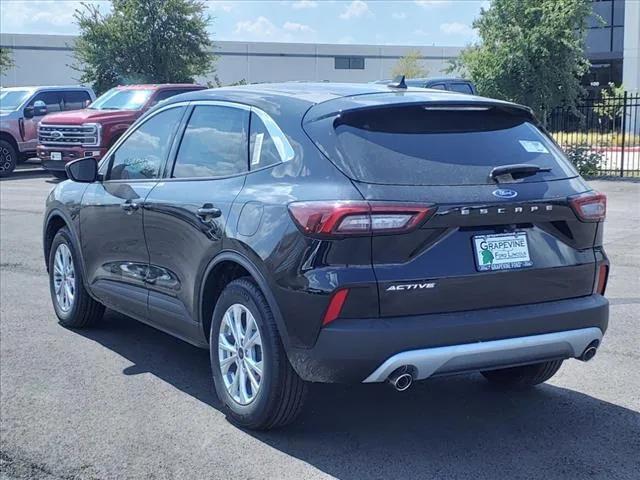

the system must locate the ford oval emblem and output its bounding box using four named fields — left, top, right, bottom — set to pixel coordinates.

left=492, top=188, right=518, bottom=199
